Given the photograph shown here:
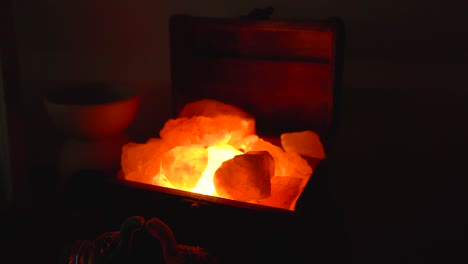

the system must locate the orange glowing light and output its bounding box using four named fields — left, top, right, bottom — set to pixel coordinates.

left=121, top=99, right=325, bottom=211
